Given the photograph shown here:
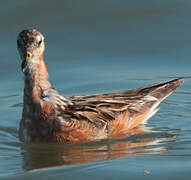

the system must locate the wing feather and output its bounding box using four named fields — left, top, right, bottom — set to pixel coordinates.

left=42, top=79, right=183, bottom=140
